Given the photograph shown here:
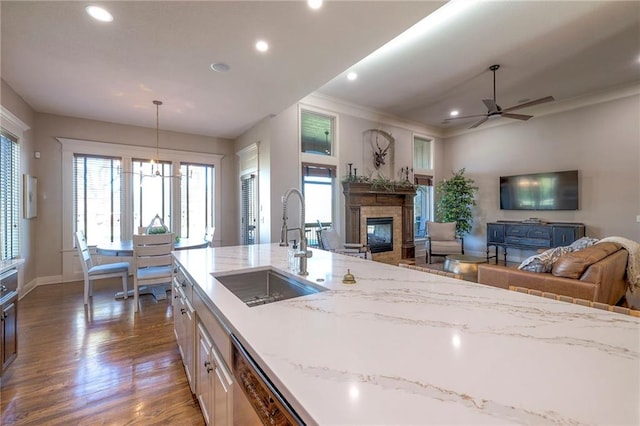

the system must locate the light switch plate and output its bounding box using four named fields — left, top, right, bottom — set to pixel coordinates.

left=637, top=215, right=640, bottom=223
